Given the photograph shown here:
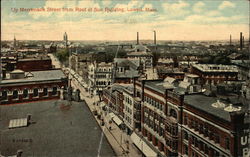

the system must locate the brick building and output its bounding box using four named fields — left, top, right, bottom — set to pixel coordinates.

left=16, top=56, right=52, bottom=71
left=191, top=64, right=238, bottom=85
left=132, top=79, right=249, bottom=157
left=0, top=69, right=67, bottom=105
